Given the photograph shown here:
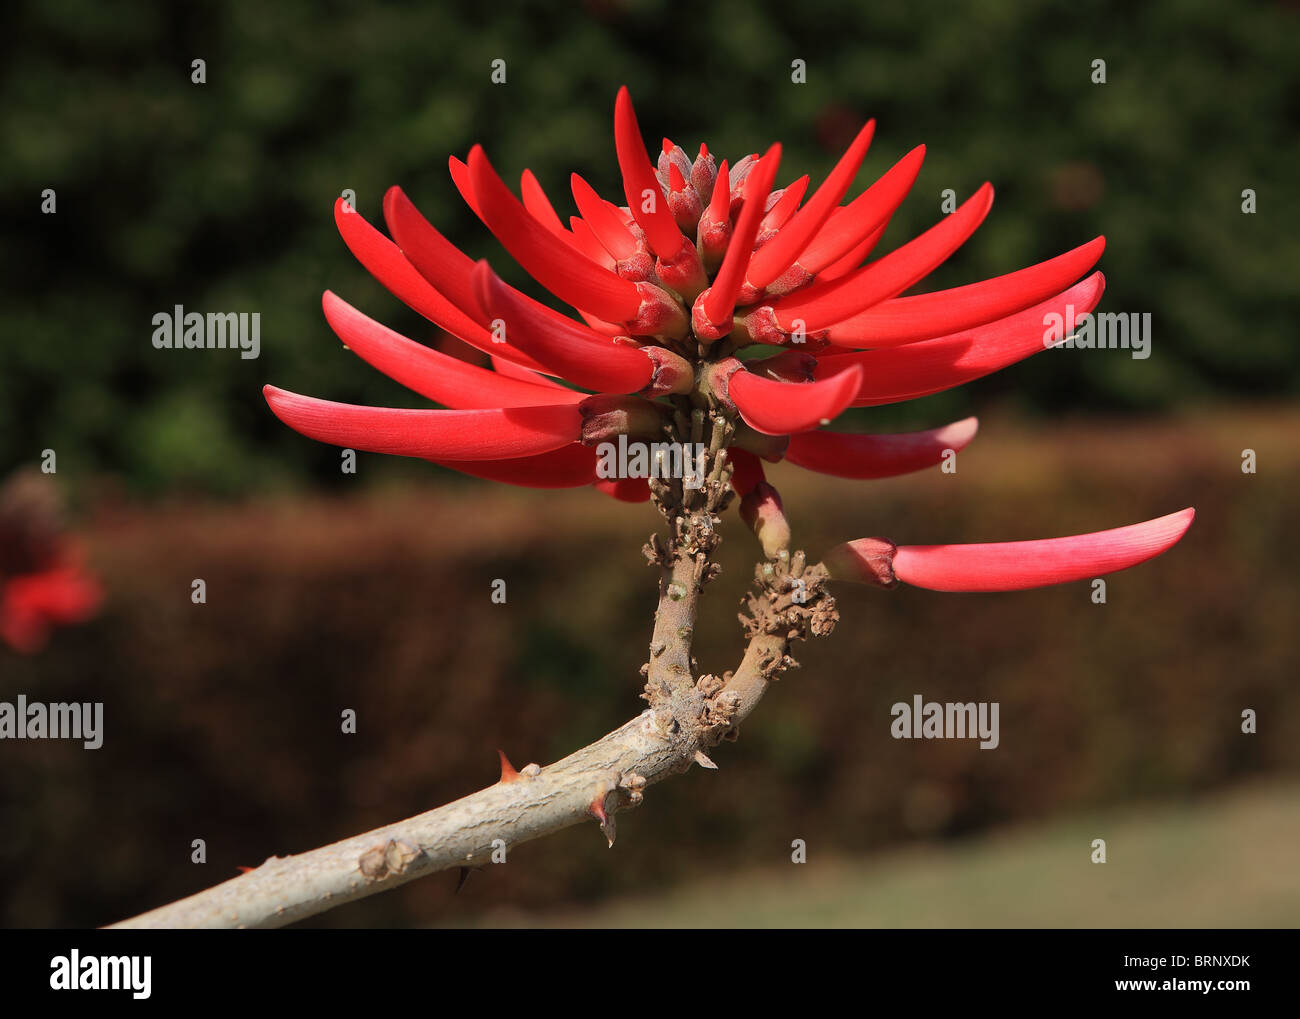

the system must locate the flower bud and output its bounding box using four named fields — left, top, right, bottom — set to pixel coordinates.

left=578, top=394, right=668, bottom=445
left=739, top=482, right=791, bottom=560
